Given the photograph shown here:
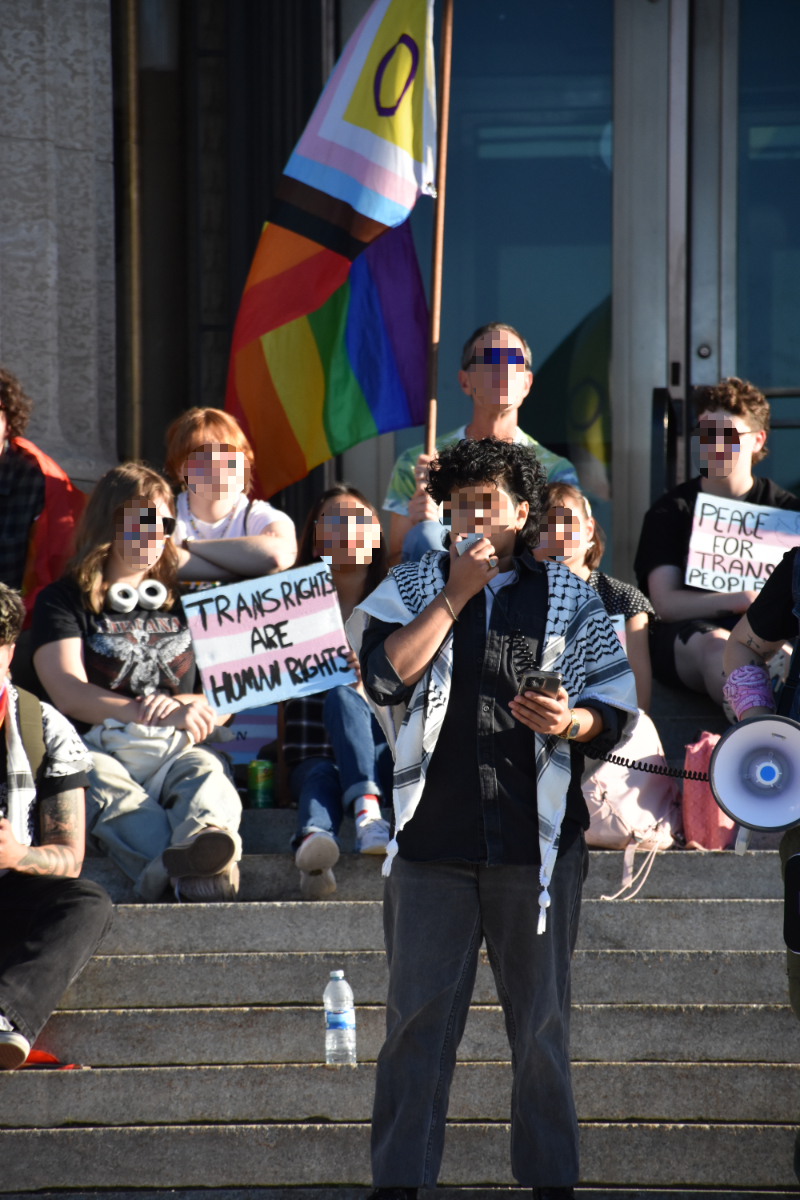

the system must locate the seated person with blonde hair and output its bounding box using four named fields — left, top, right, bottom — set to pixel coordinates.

left=31, top=464, right=243, bottom=902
